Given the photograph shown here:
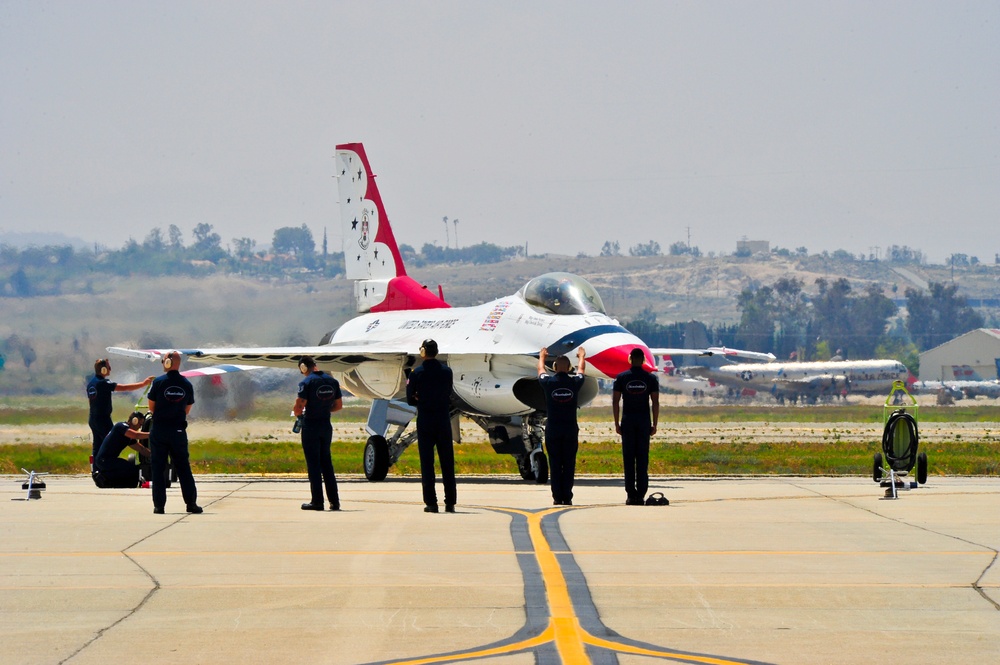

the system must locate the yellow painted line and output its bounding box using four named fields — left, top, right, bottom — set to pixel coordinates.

left=523, top=507, right=588, bottom=663
left=585, top=633, right=755, bottom=665
left=378, top=623, right=554, bottom=665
